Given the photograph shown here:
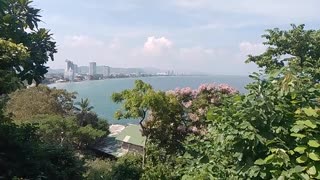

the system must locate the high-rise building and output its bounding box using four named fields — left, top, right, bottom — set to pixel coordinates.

left=73, top=64, right=78, bottom=74
left=65, top=60, right=73, bottom=72
left=89, top=62, right=97, bottom=75
left=64, top=59, right=75, bottom=80
left=103, top=66, right=110, bottom=77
